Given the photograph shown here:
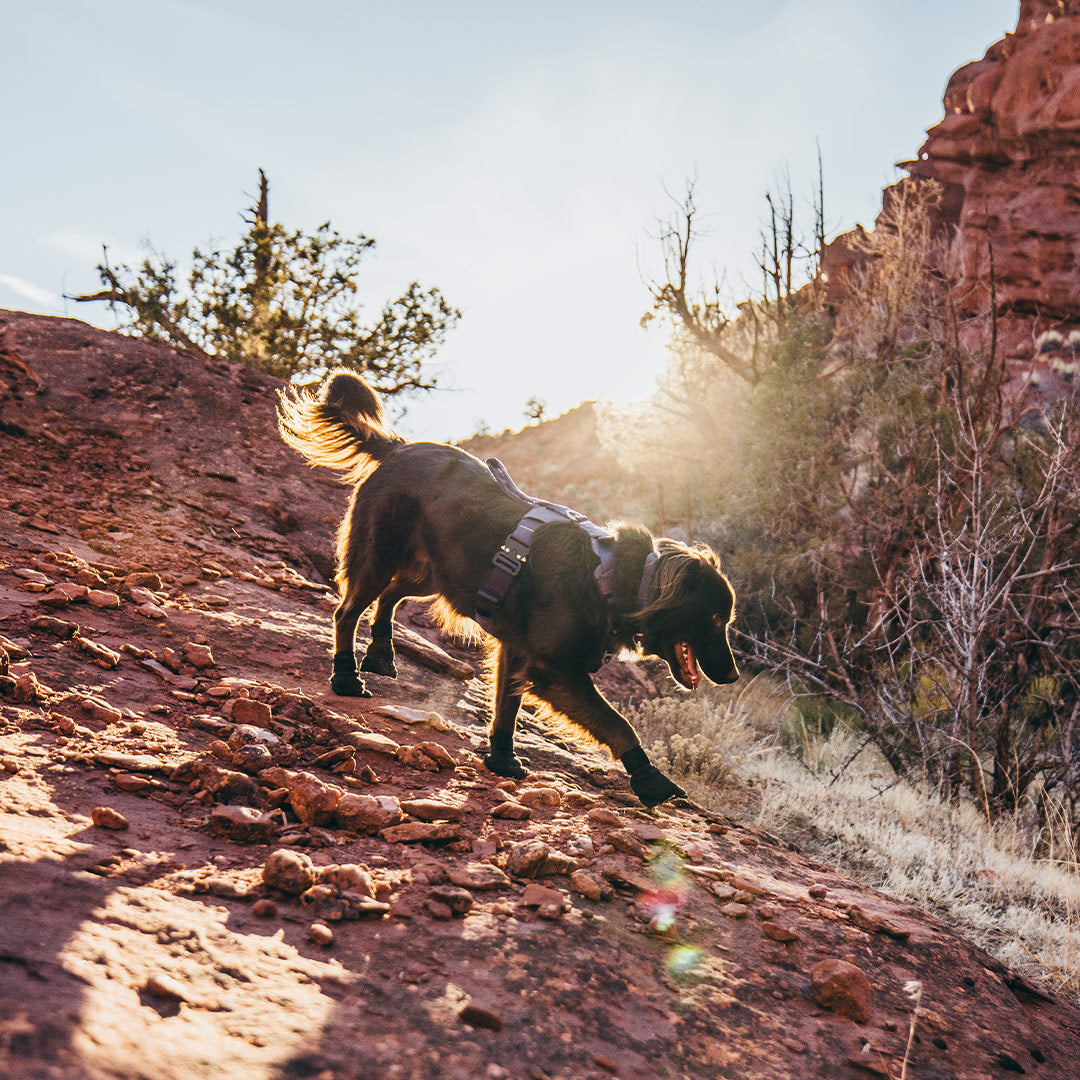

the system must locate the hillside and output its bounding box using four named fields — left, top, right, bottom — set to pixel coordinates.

left=1, top=309, right=1079, bottom=1080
